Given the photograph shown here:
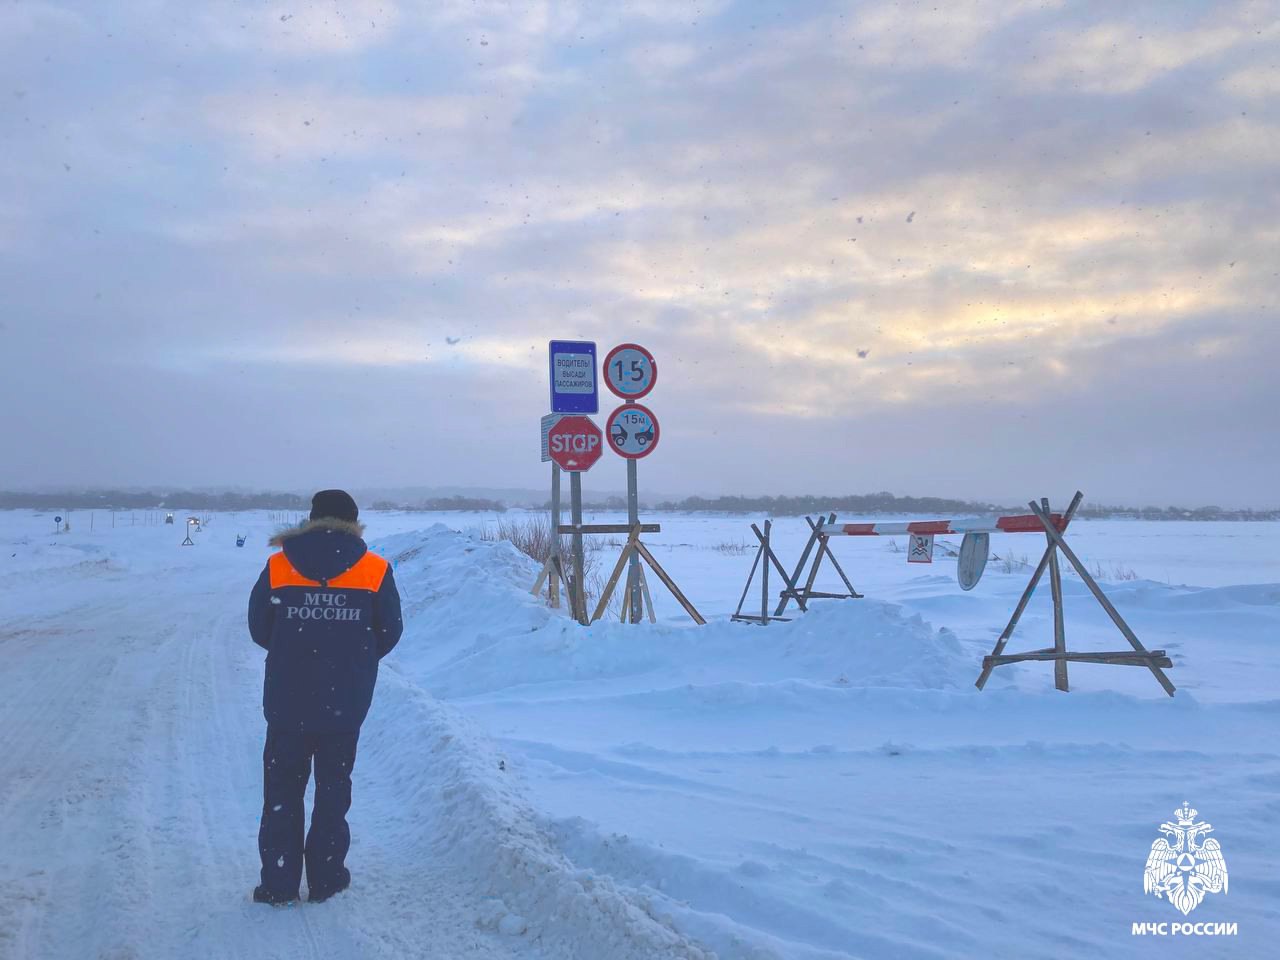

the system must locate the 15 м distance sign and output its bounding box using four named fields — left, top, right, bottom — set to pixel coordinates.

left=603, top=343, right=657, bottom=400
left=606, top=403, right=660, bottom=459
